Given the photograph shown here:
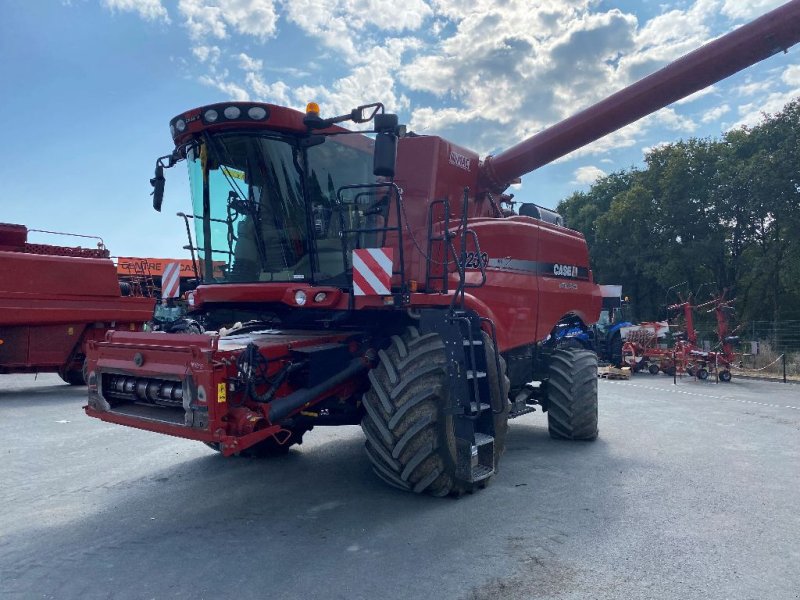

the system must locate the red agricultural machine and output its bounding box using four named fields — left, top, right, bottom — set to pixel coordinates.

left=622, top=292, right=739, bottom=380
left=676, top=292, right=739, bottom=381
left=0, top=224, right=154, bottom=384
left=85, top=2, right=800, bottom=496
